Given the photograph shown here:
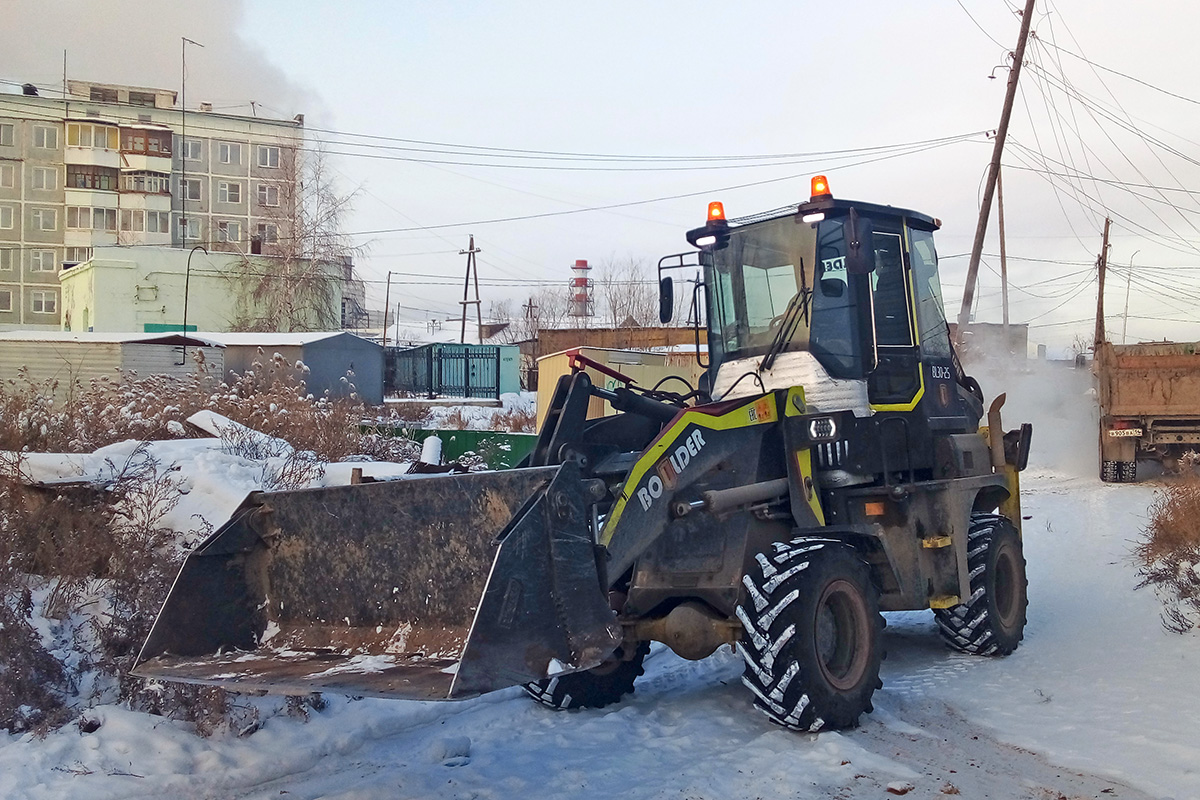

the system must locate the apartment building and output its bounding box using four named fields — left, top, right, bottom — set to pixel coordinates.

left=0, top=80, right=304, bottom=330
